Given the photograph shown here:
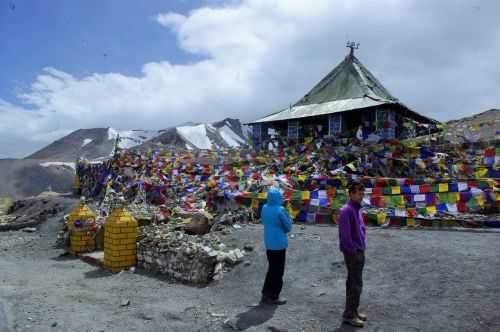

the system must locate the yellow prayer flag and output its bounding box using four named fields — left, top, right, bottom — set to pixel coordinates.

left=258, top=192, right=267, bottom=199
left=475, top=168, right=488, bottom=178
left=301, top=191, right=310, bottom=200
left=377, top=212, right=387, bottom=225
left=288, top=207, right=299, bottom=219
left=438, top=183, right=448, bottom=192
left=476, top=195, right=485, bottom=207
left=391, top=186, right=401, bottom=195
left=426, top=206, right=437, bottom=215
